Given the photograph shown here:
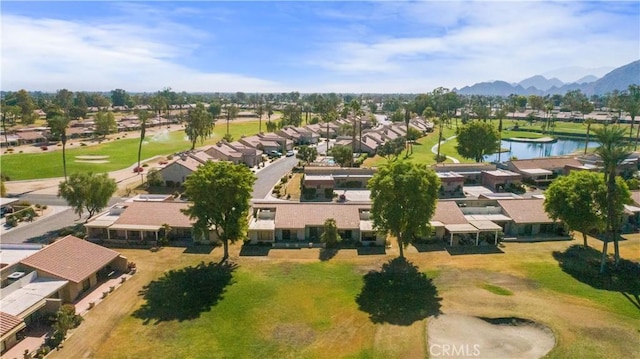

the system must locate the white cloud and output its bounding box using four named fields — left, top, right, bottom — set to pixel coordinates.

left=1, top=14, right=287, bottom=92
left=1, top=2, right=638, bottom=93
left=308, top=1, right=640, bottom=90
